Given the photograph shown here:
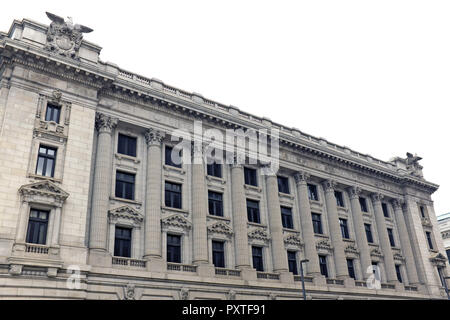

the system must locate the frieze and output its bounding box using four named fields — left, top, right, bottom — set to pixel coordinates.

left=248, top=228, right=270, bottom=244
left=207, top=222, right=233, bottom=238
left=109, top=206, right=143, bottom=225
left=161, top=214, right=192, bottom=231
